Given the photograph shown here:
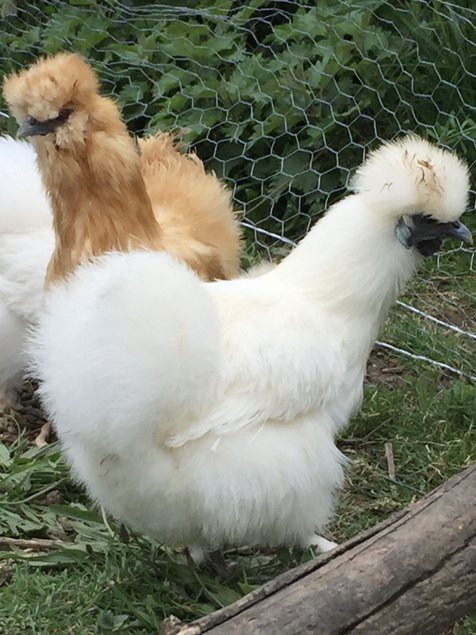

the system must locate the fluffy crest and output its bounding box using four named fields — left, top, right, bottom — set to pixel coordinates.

left=350, top=135, right=469, bottom=222
left=3, top=53, right=99, bottom=125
